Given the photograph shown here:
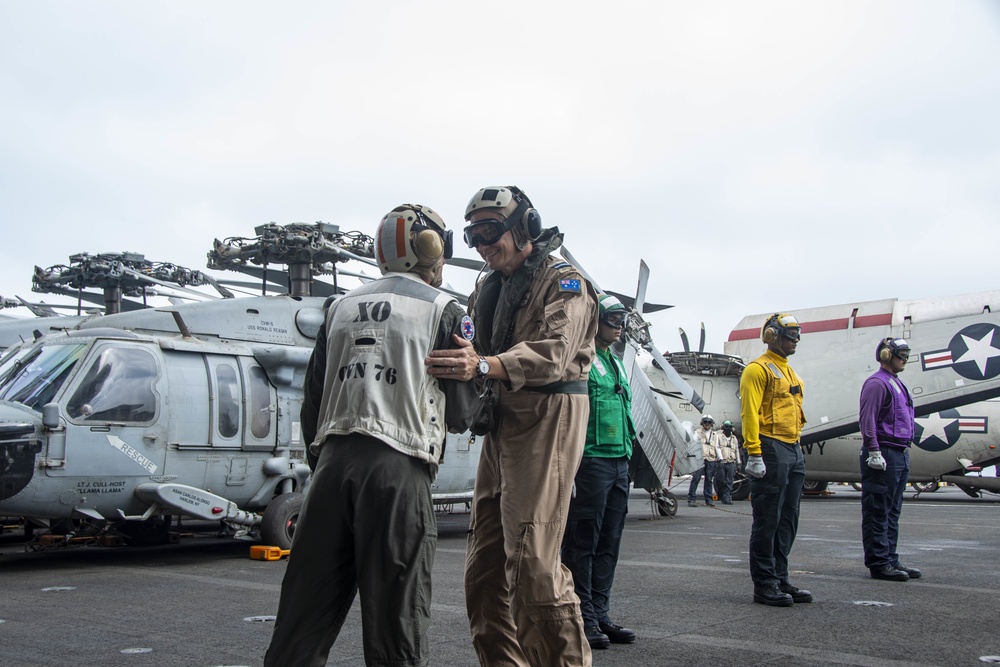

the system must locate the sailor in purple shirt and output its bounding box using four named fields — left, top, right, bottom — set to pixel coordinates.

left=858, top=337, right=922, bottom=582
